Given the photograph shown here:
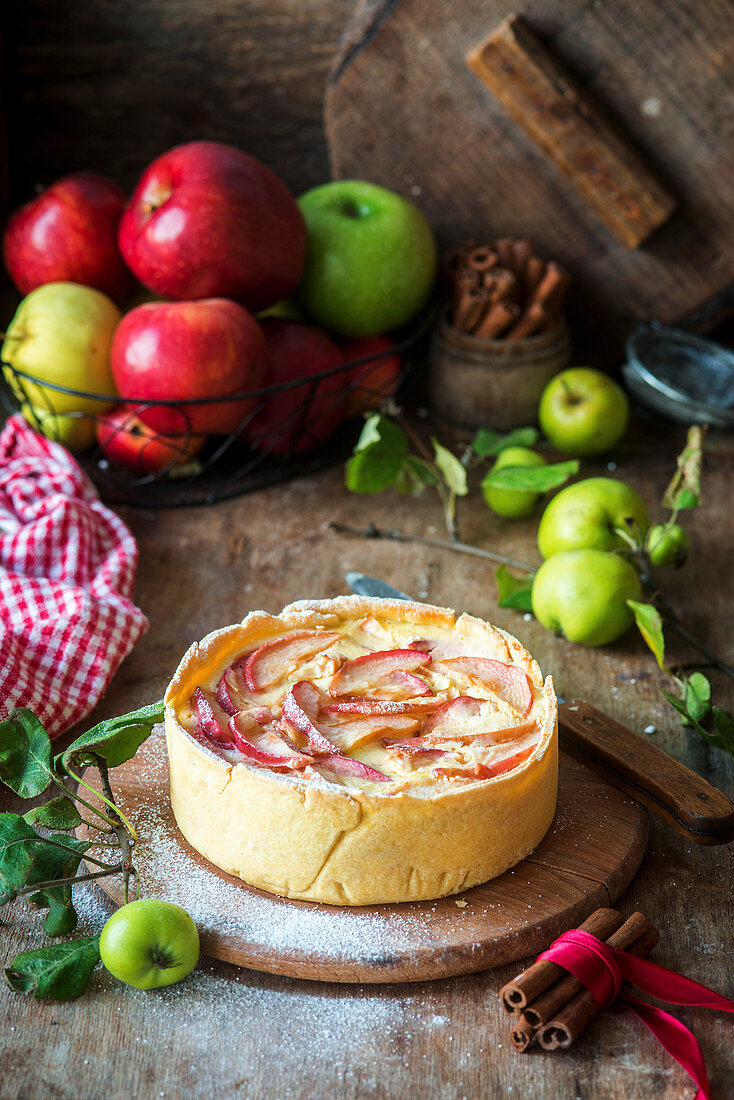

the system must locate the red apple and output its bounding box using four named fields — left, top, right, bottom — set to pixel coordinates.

left=95, top=405, right=206, bottom=474
left=110, top=299, right=267, bottom=435
left=244, top=319, right=348, bottom=456
left=119, top=141, right=306, bottom=310
left=340, top=334, right=401, bottom=417
left=3, top=172, right=133, bottom=303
